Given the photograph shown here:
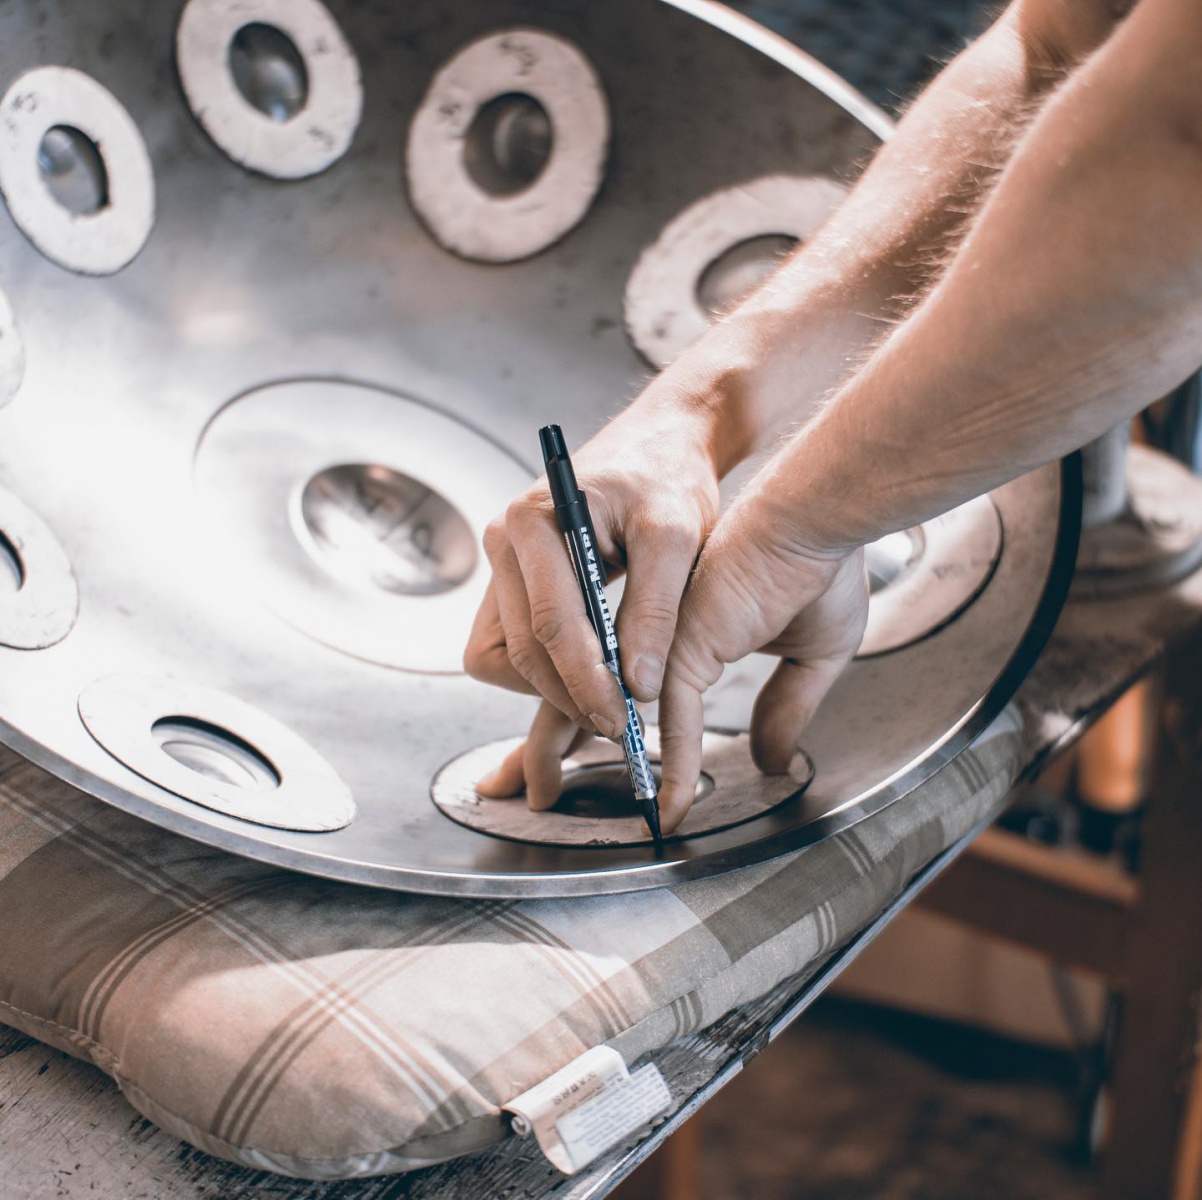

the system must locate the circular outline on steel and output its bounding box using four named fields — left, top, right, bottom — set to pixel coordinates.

left=78, top=674, right=355, bottom=831
left=406, top=29, right=610, bottom=263
left=859, top=495, right=1004, bottom=657
left=432, top=727, right=815, bottom=847
left=176, top=0, right=362, bottom=180
left=0, top=485, right=78, bottom=650
left=0, top=286, right=23, bottom=409
left=625, top=174, right=847, bottom=368
left=0, top=67, right=155, bottom=275
left=194, top=378, right=533, bottom=674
